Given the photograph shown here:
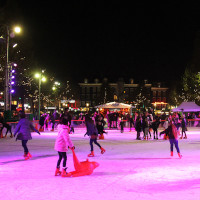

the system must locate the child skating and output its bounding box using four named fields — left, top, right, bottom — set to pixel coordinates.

left=85, top=115, right=105, bottom=157
left=160, top=121, right=182, bottom=158
left=54, top=116, right=75, bottom=177
left=14, top=111, right=40, bottom=160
